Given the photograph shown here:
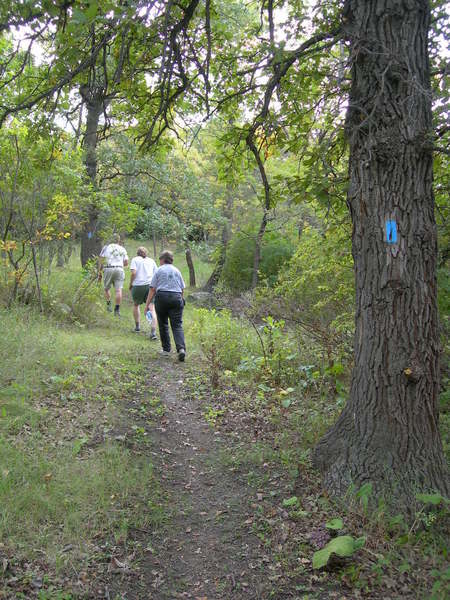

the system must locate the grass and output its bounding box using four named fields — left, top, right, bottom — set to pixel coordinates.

left=182, top=311, right=450, bottom=600
left=1, top=240, right=448, bottom=598
left=0, top=239, right=211, bottom=577
left=0, top=308, right=166, bottom=577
